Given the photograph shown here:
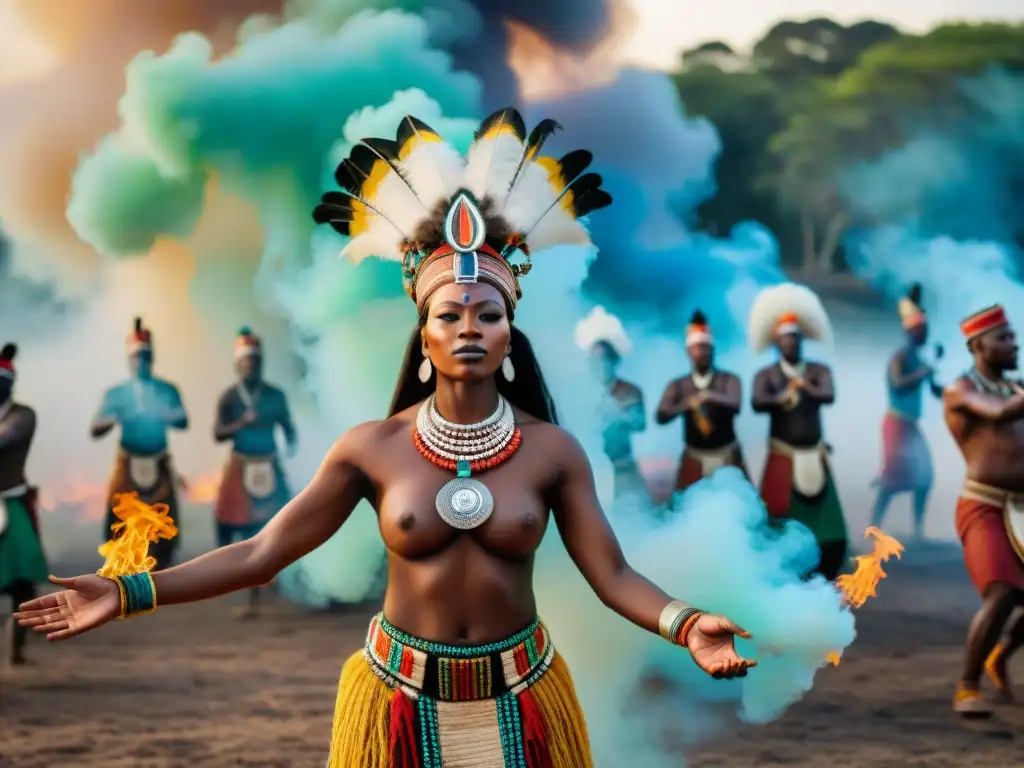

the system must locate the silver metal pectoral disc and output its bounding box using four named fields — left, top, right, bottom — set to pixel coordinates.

left=435, top=477, right=494, bottom=530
